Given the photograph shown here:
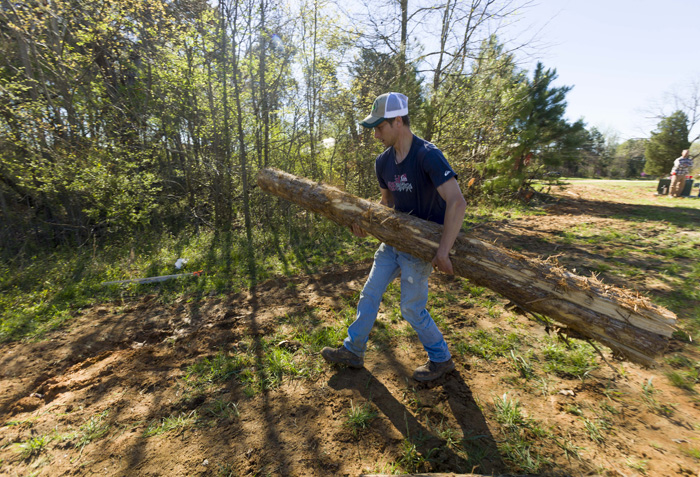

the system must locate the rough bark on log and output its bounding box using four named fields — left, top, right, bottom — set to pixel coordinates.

left=257, top=168, right=678, bottom=366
